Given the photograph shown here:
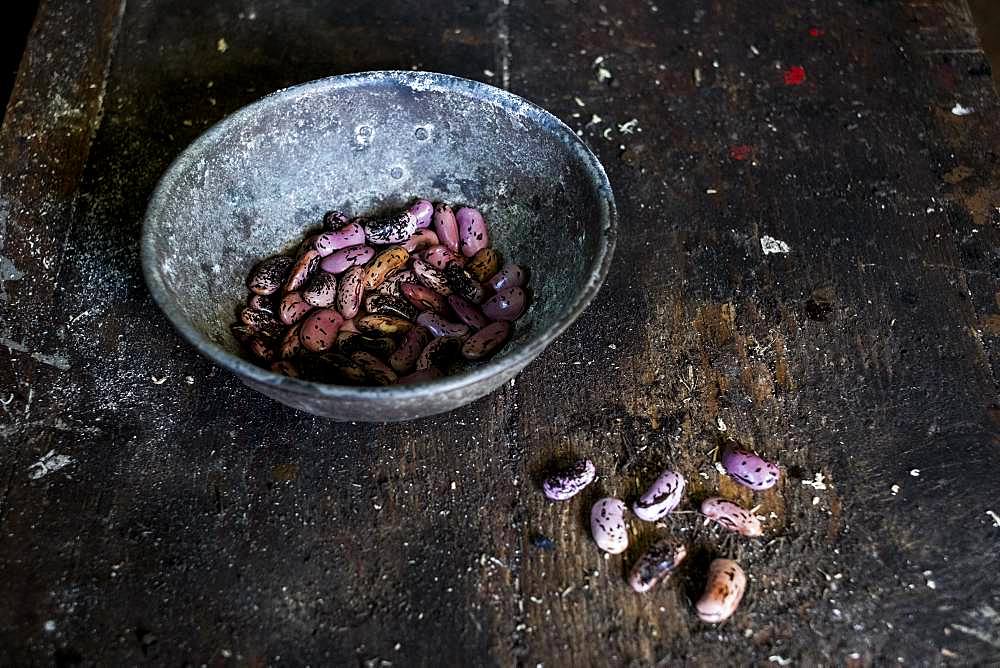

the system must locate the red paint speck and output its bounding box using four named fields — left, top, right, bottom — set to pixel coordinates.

left=808, top=27, right=824, bottom=37
left=729, top=145, right=752, bottom=161
left=784, top=66, right=807, bottom=86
